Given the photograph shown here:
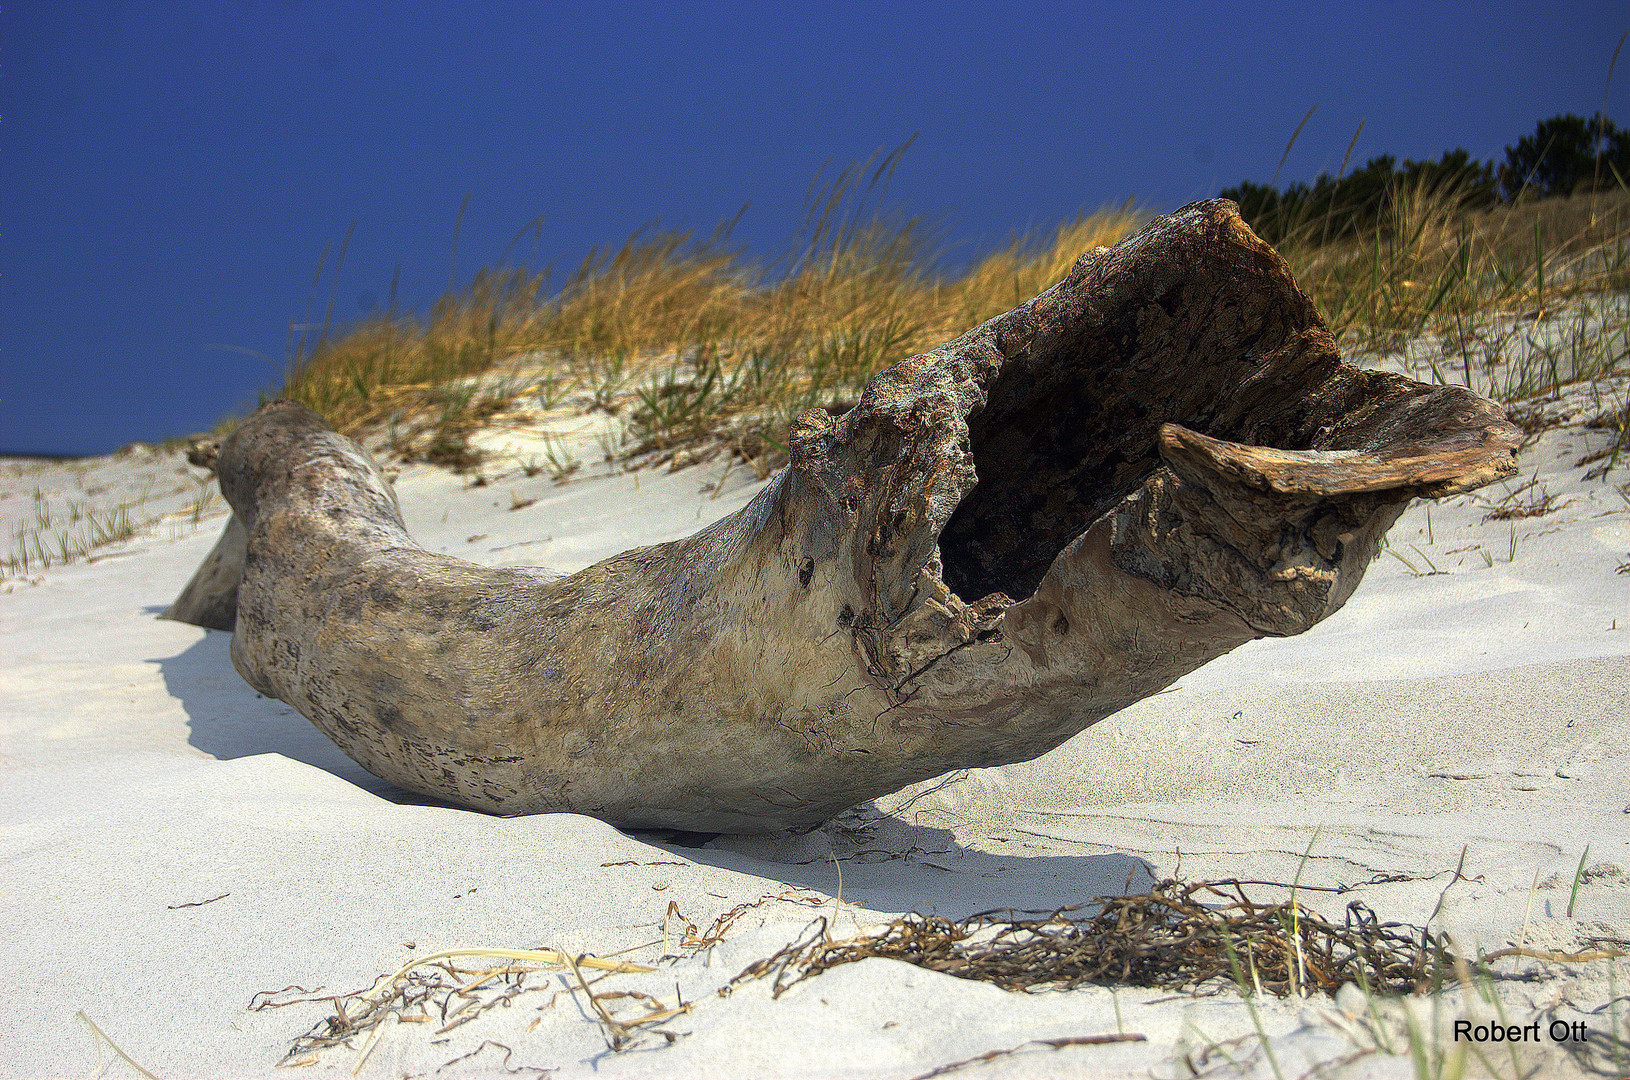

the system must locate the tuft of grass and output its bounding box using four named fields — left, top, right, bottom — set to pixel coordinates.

left=1276, top=181, right=1630, bottom=359
left=1584, top=400, right=1630, bottom=471
left=537, top=434, right=579, bottom=484
left=1220, top=932, right=1287, bottom=1080
left=5, top=502, right=138, bottom=576
left=184, top=476, right=218, bottom=524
